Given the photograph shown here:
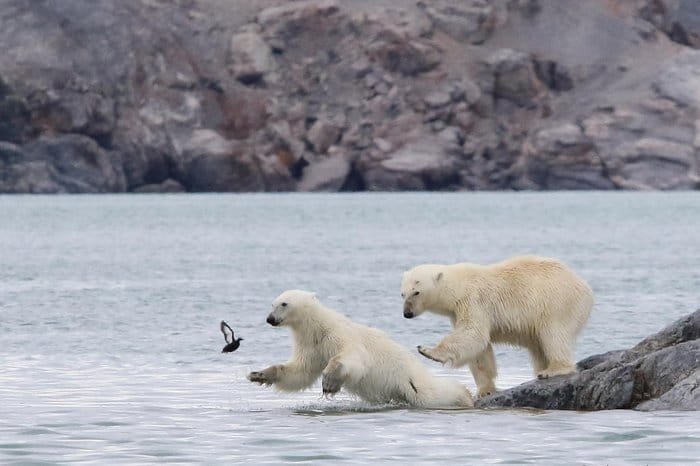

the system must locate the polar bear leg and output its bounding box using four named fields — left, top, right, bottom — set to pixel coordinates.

left=321, top=350, right=368, bottom=395
left=527, top=342, right=549, bottom=375
left=536, top=328, right=576, bottom=379
left=468, top=344, right=498, bottom=397
left=418, top=327, right=489, bottom=367
left=248, top=362, right=321, bottom=391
